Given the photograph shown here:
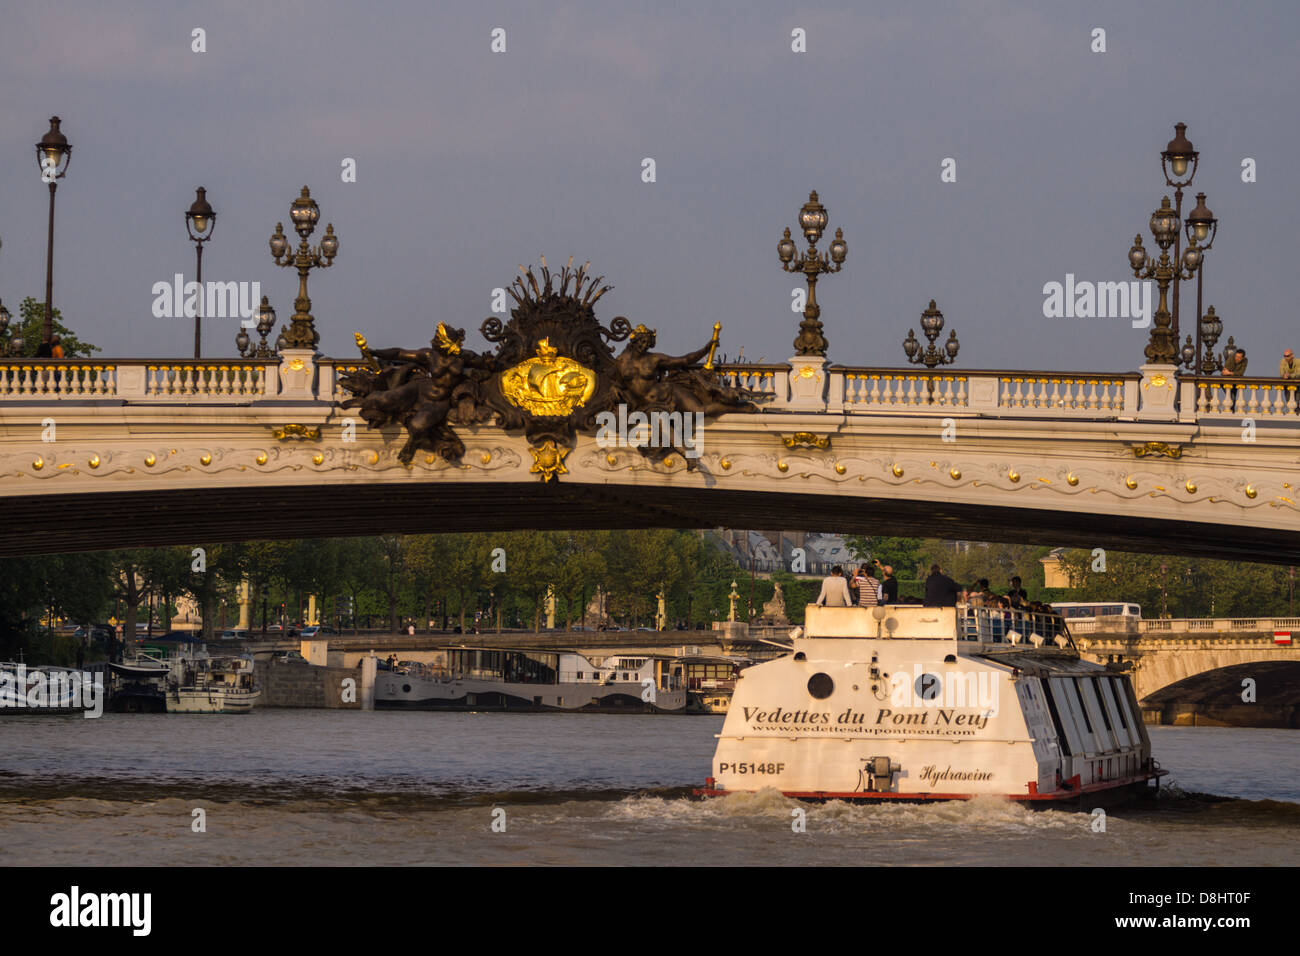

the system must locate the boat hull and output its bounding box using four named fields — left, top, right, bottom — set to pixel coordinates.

left=694, top=769, right=1166, bottom=807
left=167, top=688, right=261, bottom=714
